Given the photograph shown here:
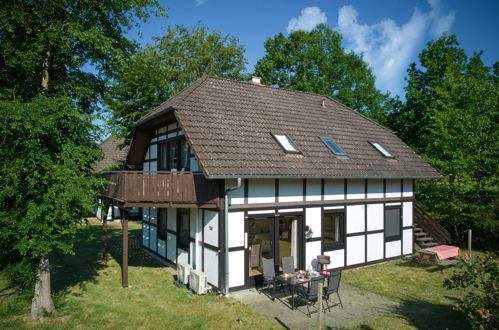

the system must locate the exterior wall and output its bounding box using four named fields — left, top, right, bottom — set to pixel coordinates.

left=141, top=207, right=221, bottom=289
left=226, top=178, right=414, bottom=288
